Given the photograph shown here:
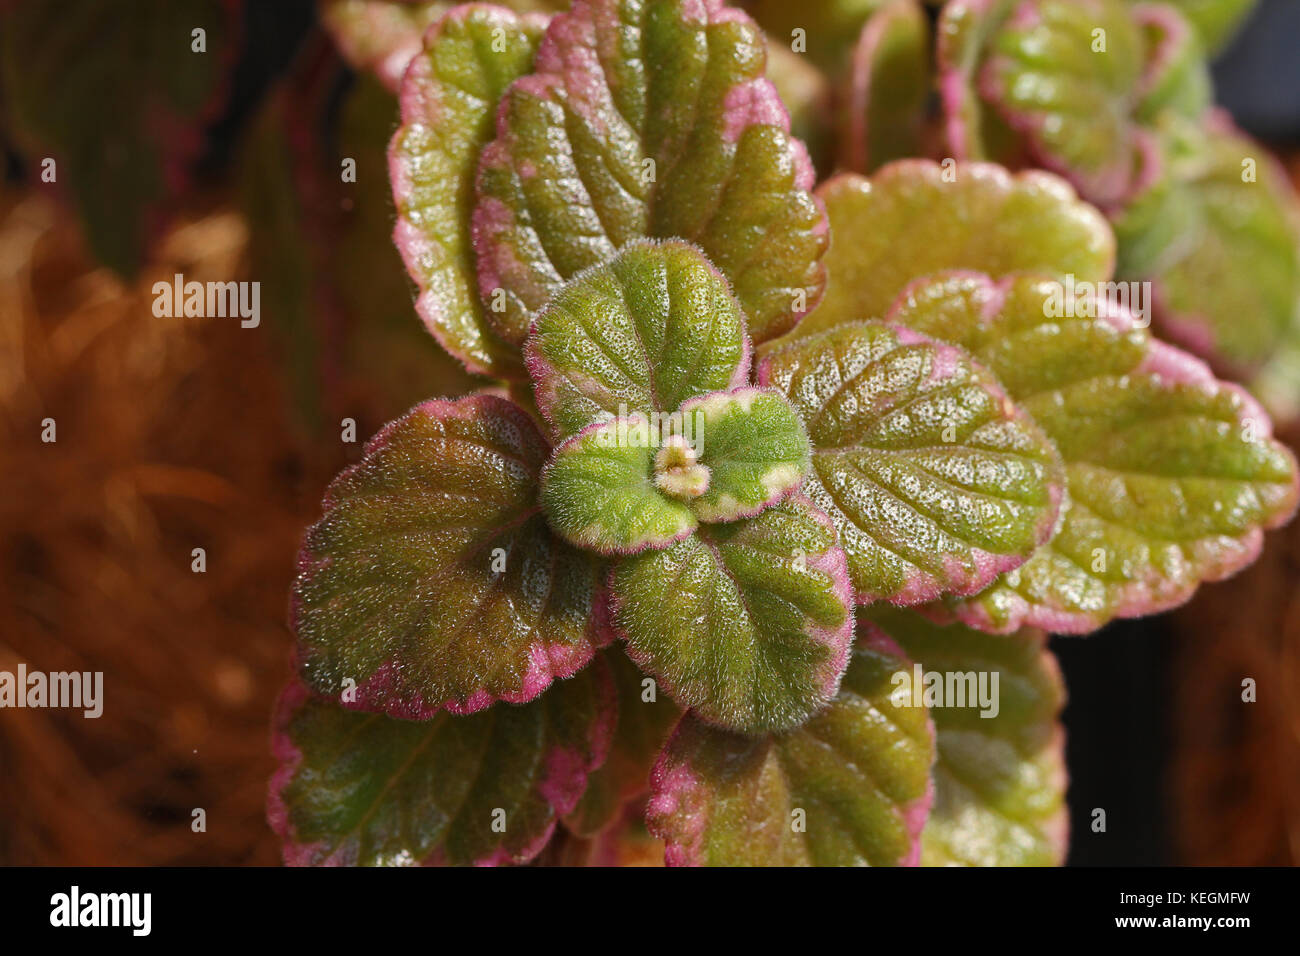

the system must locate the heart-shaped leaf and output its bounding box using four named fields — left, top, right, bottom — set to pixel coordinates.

left=775, top=161, right=1115, bottom=347
left=610, top=494, right=853, bottom=734
left=759, top=320, right=1065, bottom=605
left=861, top=608, right=1067, bottom=866
left=269, top=662, right=615, bottom=866
left=319, top=0, right=450, bottom=92
left=389, top=4, right=548, bottom=379
left=889, top=272, right=1299, bottom=632
left=293, top=395, right=608, bottom=717
left=473, top=0, right=828, bottom=346
left=680, top=387, right=811, bottom=522
left=564, top=648, right=682, bottom=837
left=1112, top=116, right=1300, bottom=375
left=540, top=414, right=699, bottom=555
left=645, top=627, right=934, bottom=865
left=979, top=0, right=1147, bottom=206
left=0, top=0, right=239, bottom=275
left=842, top=0, right=931, bottom=174
left=525, top=239, right=750, bottom=442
